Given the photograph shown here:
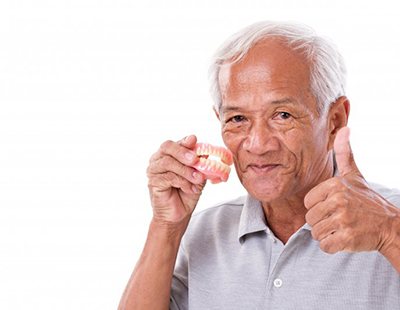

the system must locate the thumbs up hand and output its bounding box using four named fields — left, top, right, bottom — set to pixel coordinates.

left=304, top=127, right=399, bottom=254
